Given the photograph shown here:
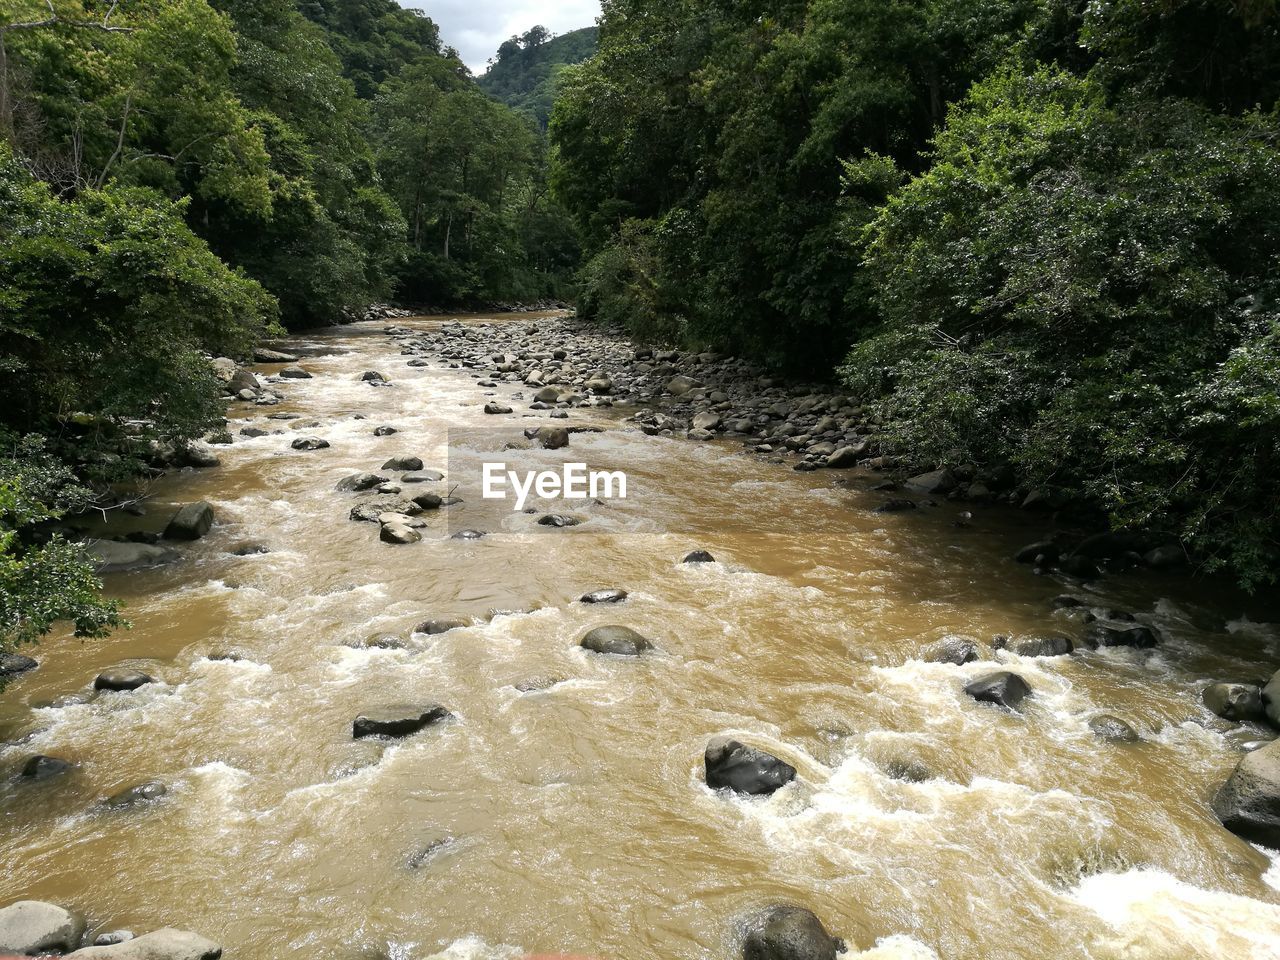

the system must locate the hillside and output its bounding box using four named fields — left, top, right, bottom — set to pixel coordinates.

left=478, top=26, right=599, bottom=128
